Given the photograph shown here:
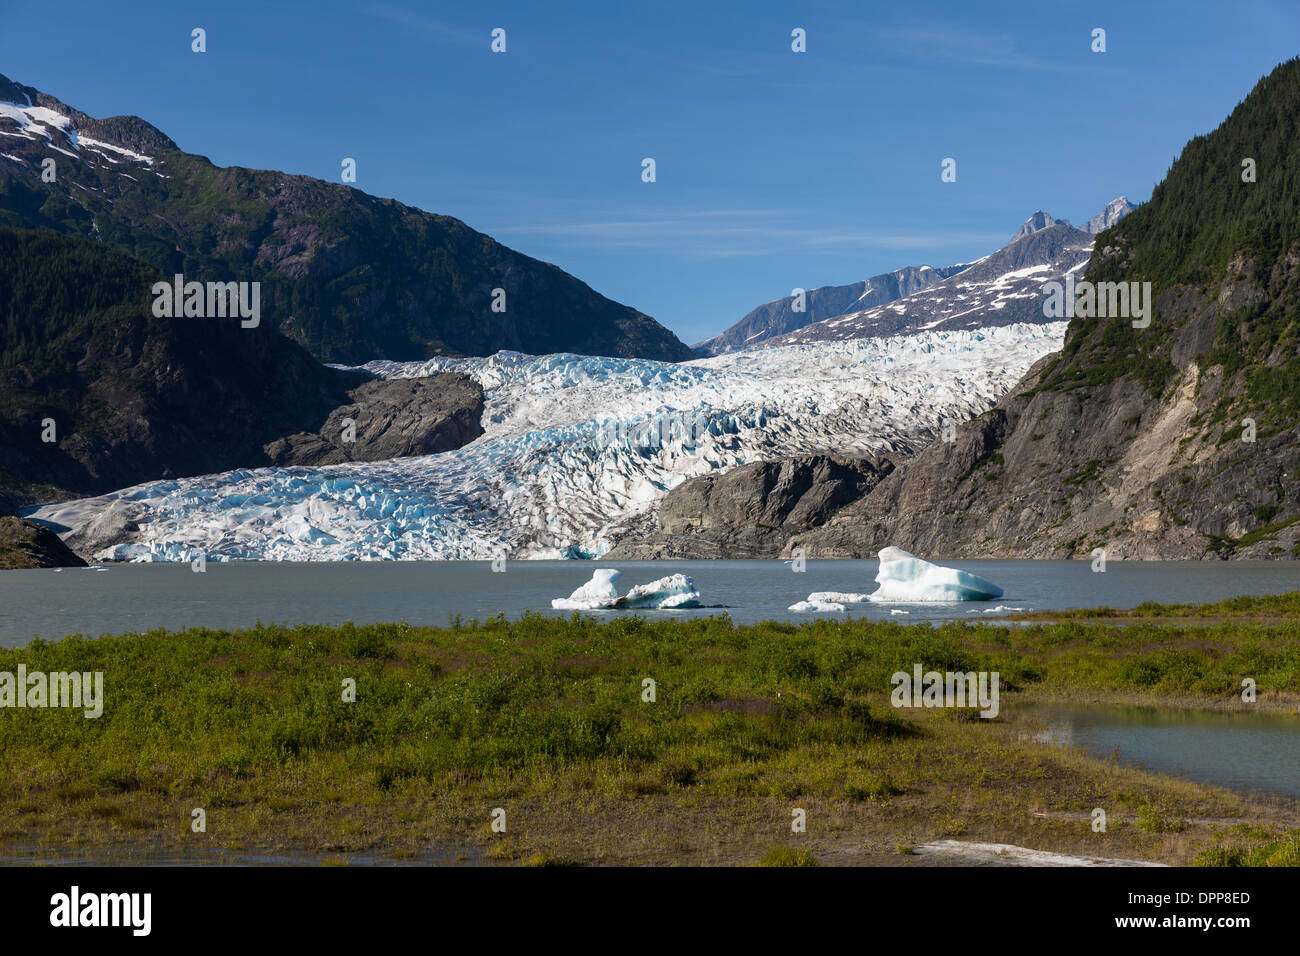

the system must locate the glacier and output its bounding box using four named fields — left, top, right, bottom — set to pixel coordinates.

left=30, top=323, right=1065, bottom=562
left=552, top=569, right=701, bottom=610
left=868, top=547, right=1003, bottom=602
